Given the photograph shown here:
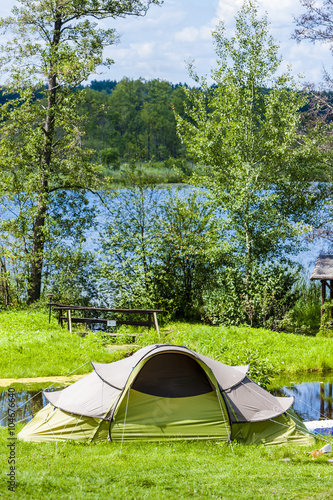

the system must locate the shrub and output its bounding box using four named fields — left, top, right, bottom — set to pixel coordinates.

left=278, top=280, right=321, bottom=335
left=200, top=265, right=297, bottom=329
